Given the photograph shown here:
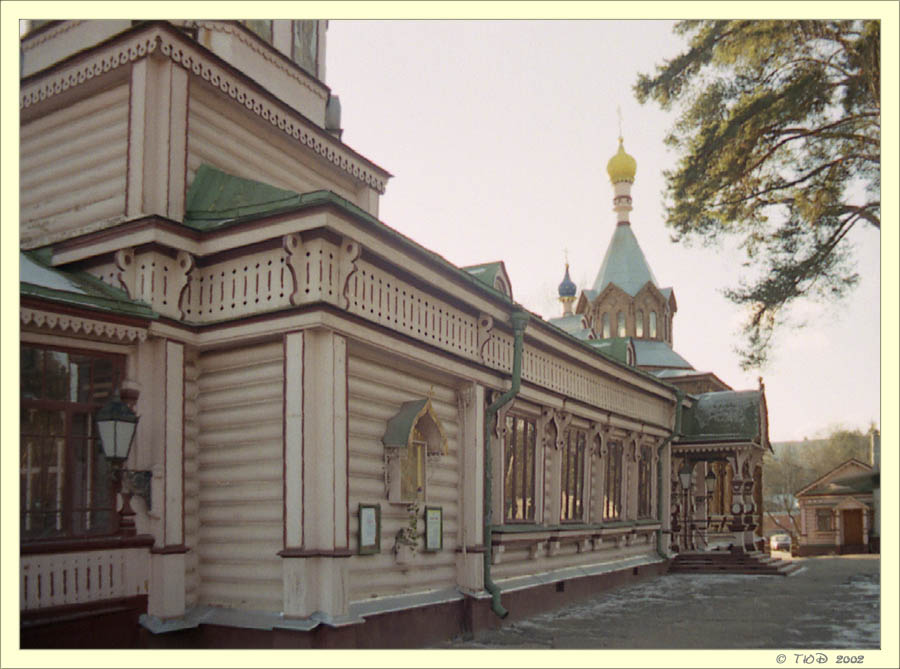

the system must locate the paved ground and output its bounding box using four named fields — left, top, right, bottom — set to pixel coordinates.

left=438, top=554, right=880, bottom=649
